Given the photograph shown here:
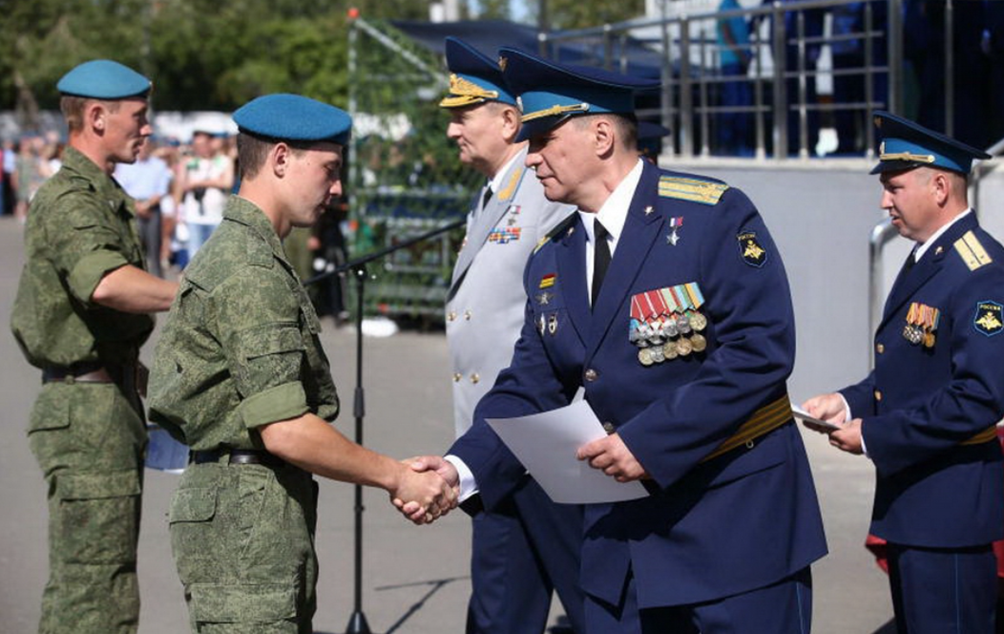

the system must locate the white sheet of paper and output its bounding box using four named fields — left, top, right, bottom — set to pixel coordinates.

left=791, top=403, right=842, bottom=431
left=486, top=400, right=649, bottom=504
